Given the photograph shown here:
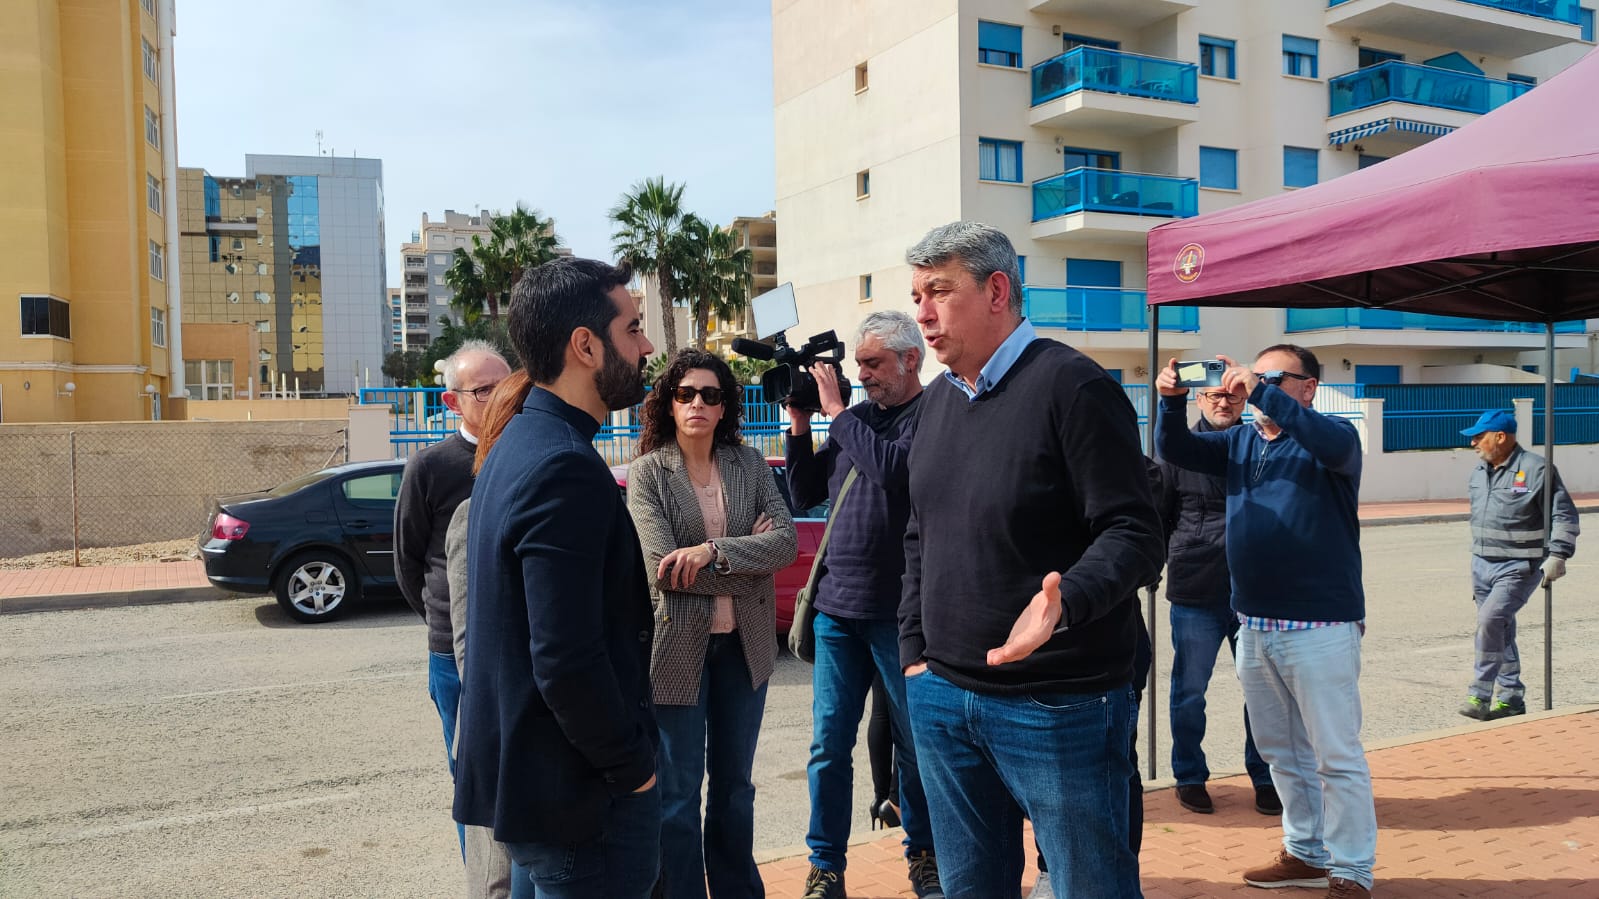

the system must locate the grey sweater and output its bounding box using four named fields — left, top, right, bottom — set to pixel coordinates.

left=446, top=498, right=472, bottom=678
